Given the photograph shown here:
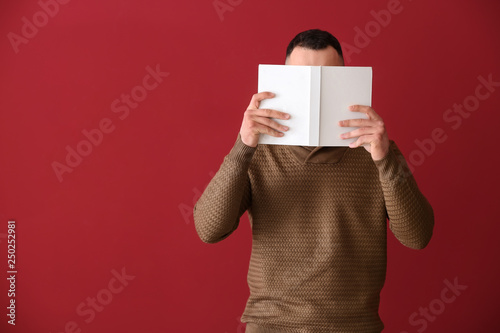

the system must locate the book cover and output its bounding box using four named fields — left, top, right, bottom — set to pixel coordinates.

left=258, top=65, right=372, bottom=146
